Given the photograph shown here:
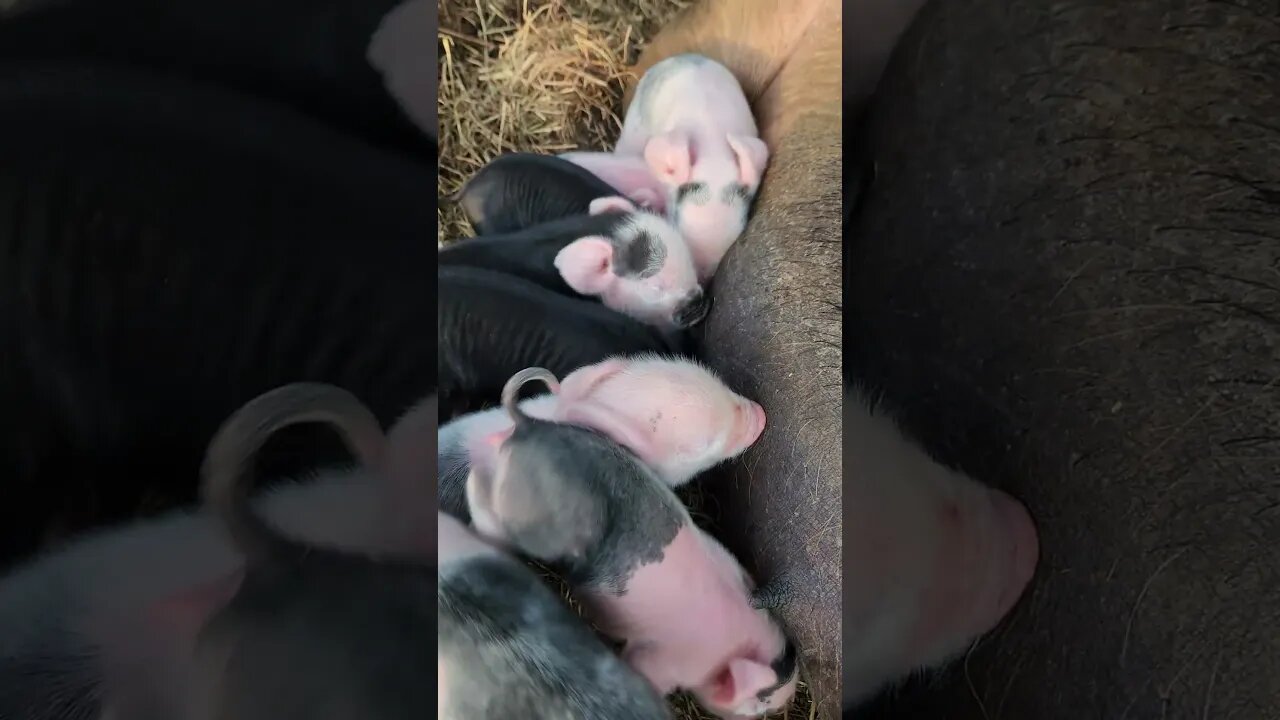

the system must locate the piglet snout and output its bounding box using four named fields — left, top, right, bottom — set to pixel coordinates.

left=672, top=287, right=712, bottom=328
left=985, top=490, right=1039, bottom=628
left=907, top=486, right=1040, bottom=660
left=741, top=401, right=766, bottom=447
